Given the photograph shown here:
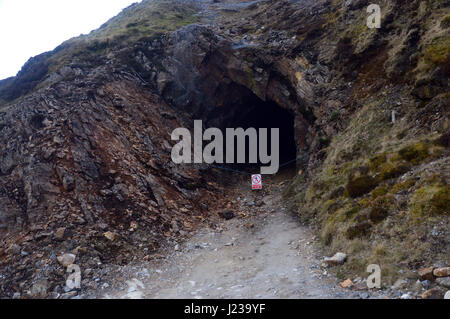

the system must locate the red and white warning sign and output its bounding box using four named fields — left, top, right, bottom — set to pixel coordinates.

left=252, top=174, right=262, bottom=190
